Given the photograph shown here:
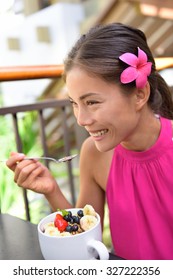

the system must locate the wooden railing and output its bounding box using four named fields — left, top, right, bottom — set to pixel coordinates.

left=0, top=65, right=64, bottom=81
left=155, top=57, right=173, bottom=71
